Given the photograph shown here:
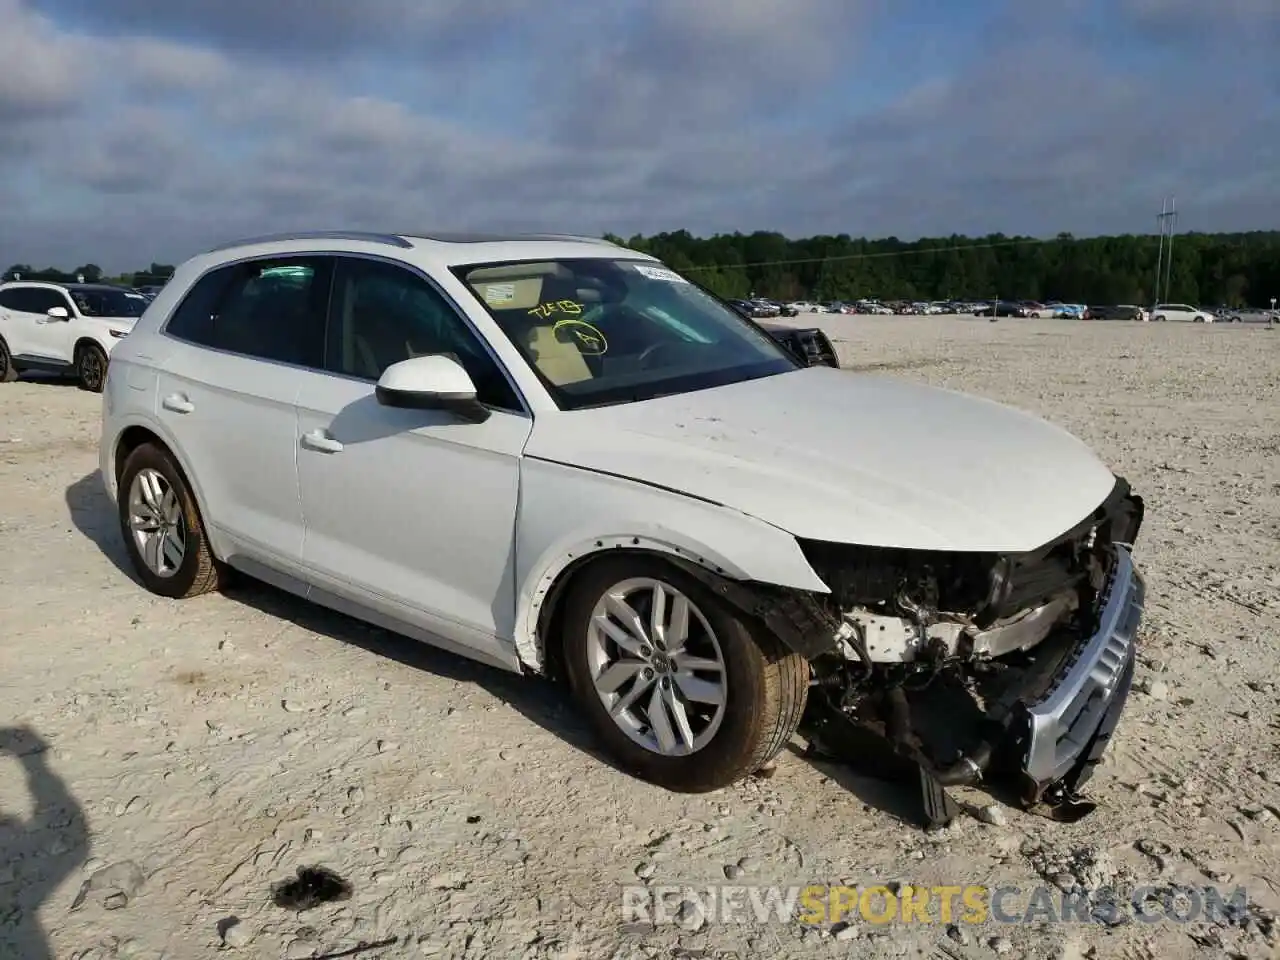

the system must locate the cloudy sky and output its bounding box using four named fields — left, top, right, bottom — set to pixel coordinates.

left=2, top=0, right=1276, bottom=272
